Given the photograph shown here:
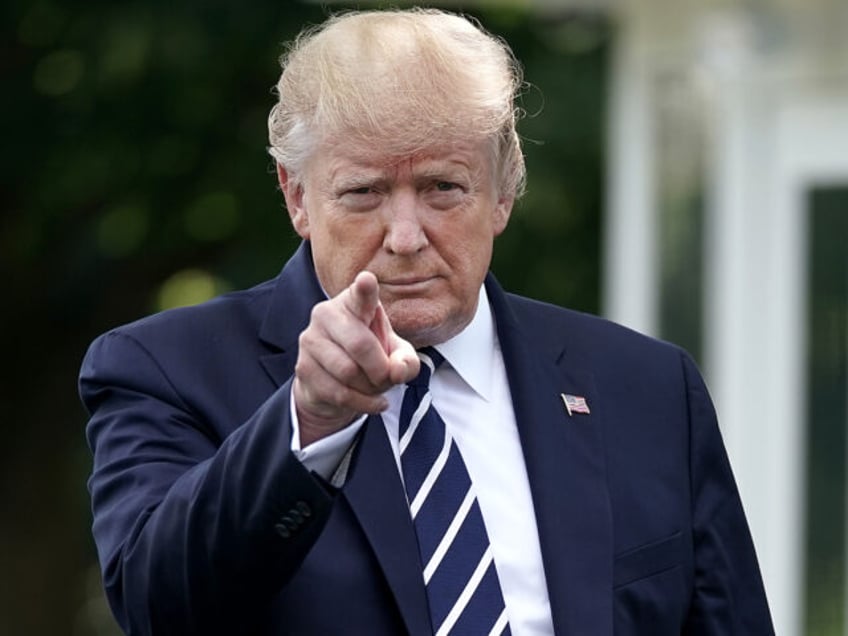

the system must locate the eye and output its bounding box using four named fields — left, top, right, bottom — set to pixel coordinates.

left=337, top=185, right=381, bottom=212
left=424, top=179, right=467, bottom=210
